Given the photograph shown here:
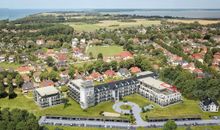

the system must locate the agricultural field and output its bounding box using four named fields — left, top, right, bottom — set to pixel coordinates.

left=64, top=19, right=161, bottom=32
left=86, top=45, right=124, bottom=57
left=168, top=19, right=220, bottom=25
